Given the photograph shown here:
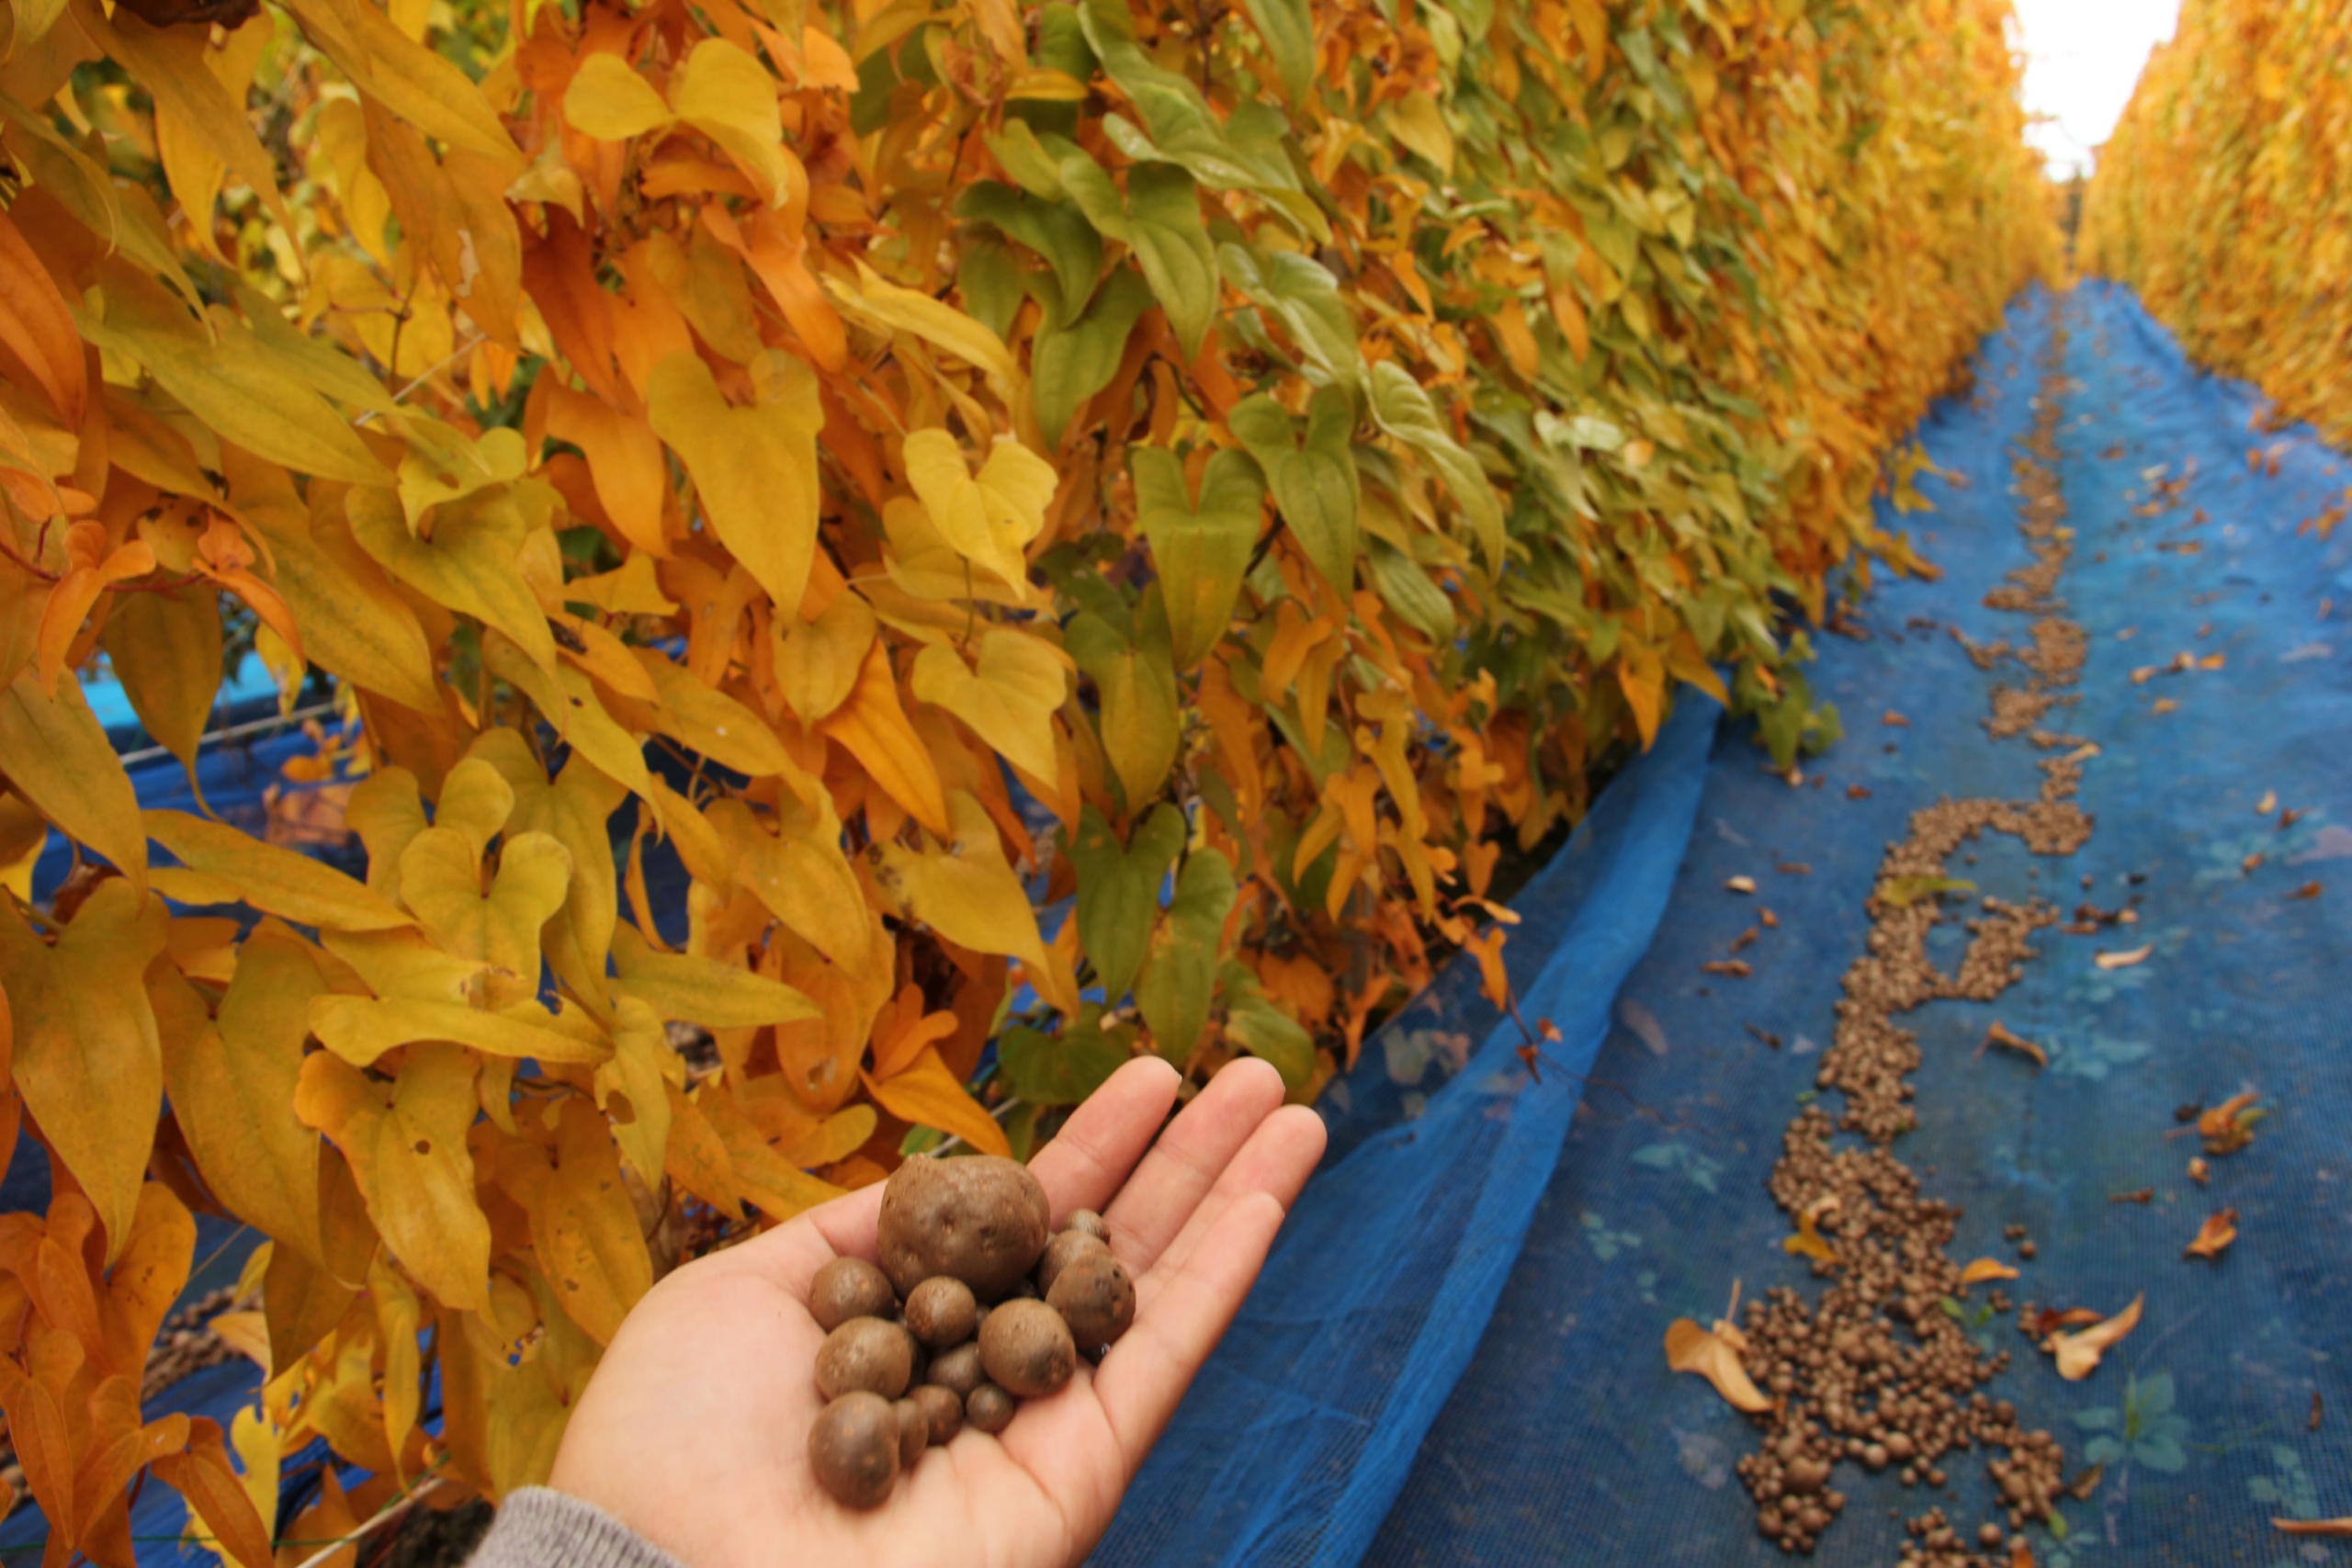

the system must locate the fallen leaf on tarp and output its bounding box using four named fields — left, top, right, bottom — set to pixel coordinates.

left=1702, top=959, right=1752, bottom=977
left=2025, top=1306, right=2104, bottom=1338
left=2067, top=1464, right=2104, bottom=1501
left=2095, top=944, right=2153, bottom=970
left=1665, top=1284, right=1773, bottom=1413
left=1725, top=875, right=1757, bottom=894
left=1729, top=927, right=1759, bottom=954
left=2009, top=1539, right=2035, bottom=1568
left=1960, top=1257, right=2020, bottom=1286
left=2312, top=1393, right=2324, bottom=1431
left=2199, top=653, right=2225, bottom=671
left=1778, top=863, right=1812, bottom=875
left=2289, top=882, right=2323, bottom=900
left=2273, top=1521, right=2352, bottom=1538
left=2109, top=1189, right=2154, bottom=1204
left=2131, top=665, right=2160, bottom=684
left=2188, top=1156, right=2211, bottom=1184
left=1785, top=1208, right=1838, bottom=1264
left=2152, top=697, right=2179, bottom=713
left=2050, top=1293, right=2143, bottom=1380
left=2184, top=1209, right=2238, bottom=1260
left=2257, top=790, right=2278, bottom=815
left=2199, top=1091, right=2264, bottom=1156
left=1982, top=1021, right=2047, bottom=1066
left=2243, top=853, right=2265, bottom=874
left=1883, top=711, right=1910, bottom=727
left=1881, top=874, right=1977, bottom=908
left=1759, top=908, right=1780, bottom=928
left=1847, top=784, right=1871, bottom=799
left=2280, top=808, right=2304, bottom=829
